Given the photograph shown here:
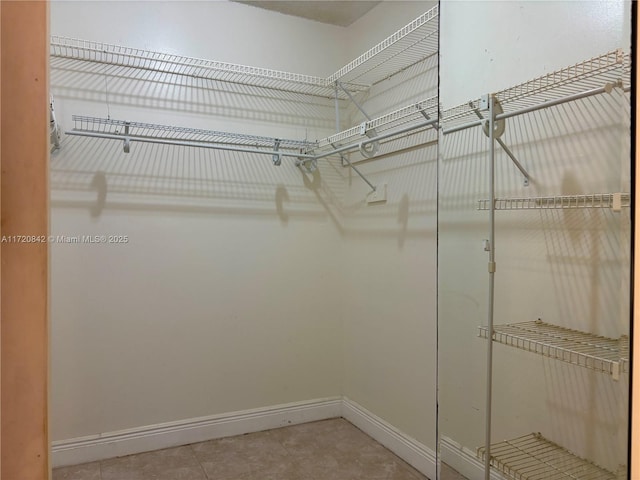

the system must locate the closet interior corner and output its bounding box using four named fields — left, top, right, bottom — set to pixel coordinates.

left=47, top=2, right=633, bottom=480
